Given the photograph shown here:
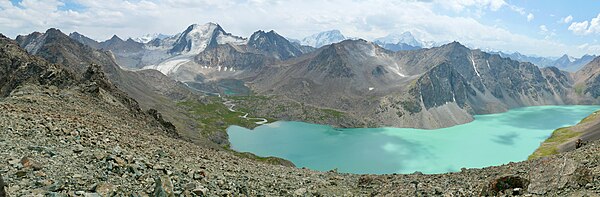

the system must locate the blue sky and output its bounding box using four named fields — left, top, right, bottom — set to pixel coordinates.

left=1, top=0, right=599, bottom=57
